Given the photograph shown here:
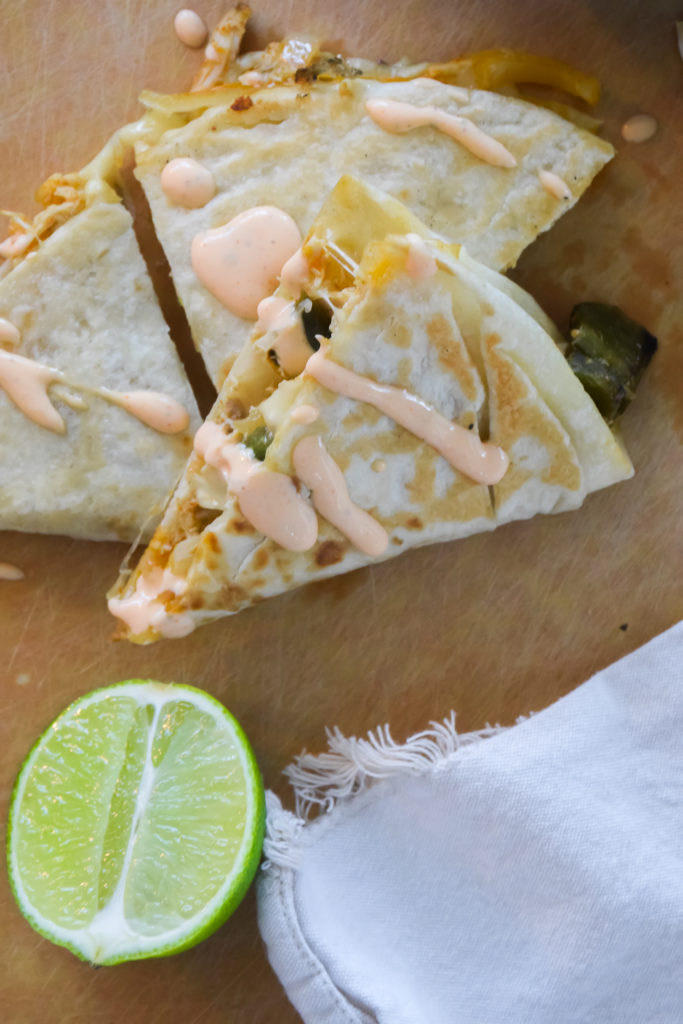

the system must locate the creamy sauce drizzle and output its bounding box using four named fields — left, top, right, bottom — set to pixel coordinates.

left=191, top=207, right=302, bottom=319
left=365, top=98, right=517, bottom=168
left=161, top=157, right=215, bottom=208
left=305, top=346, right=509, bottom=485
left=0, top=349, right=190, bottom=435
left=0, top=318, right=20, bottom=347
left=0, top=562, right=24, bottom=581
left=174, top=9, right=208, bottom=48
left=108, top=391, right=190, bottom=433
left=0, top=350, right=65, bottom=432
left=108, top=568, right=194, bottom=639
left=194, top=422, right=318, bottom=551
left=256, top=296, right=312, bottom=376
left=404, top=233, right=438, bottom=279
left=538, top=170, right=571, bottom=200
left=293, top=435, right=388, bottom=557
left=621, top=114, right=658, bottom=143
left=280, top=247, right=311, bottom=293
left=290, top=403, right=319, bottom=425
